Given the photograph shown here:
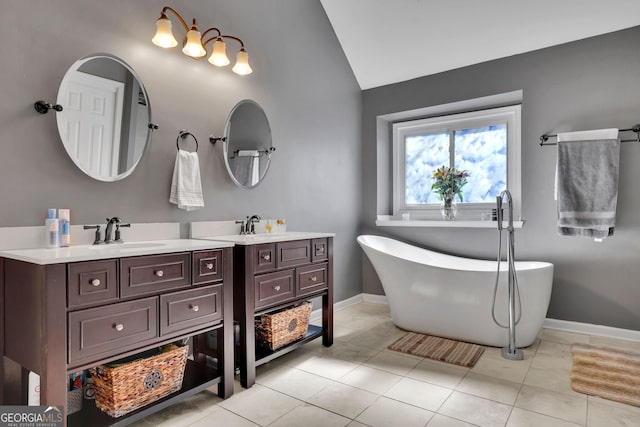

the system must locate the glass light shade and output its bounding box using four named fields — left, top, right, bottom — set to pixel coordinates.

left=232, top=49, right=253, bottom=75
left=152, top=18, right=178, bottom=48
left=208, top=38, right=230, bottom=66
left=182, top=28, right=206, bottom=57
